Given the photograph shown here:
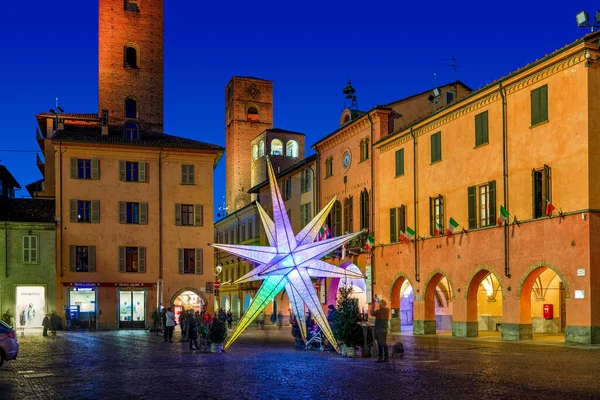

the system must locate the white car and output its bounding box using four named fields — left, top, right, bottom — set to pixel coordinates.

left=0, top=320, right=19, bottom=367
